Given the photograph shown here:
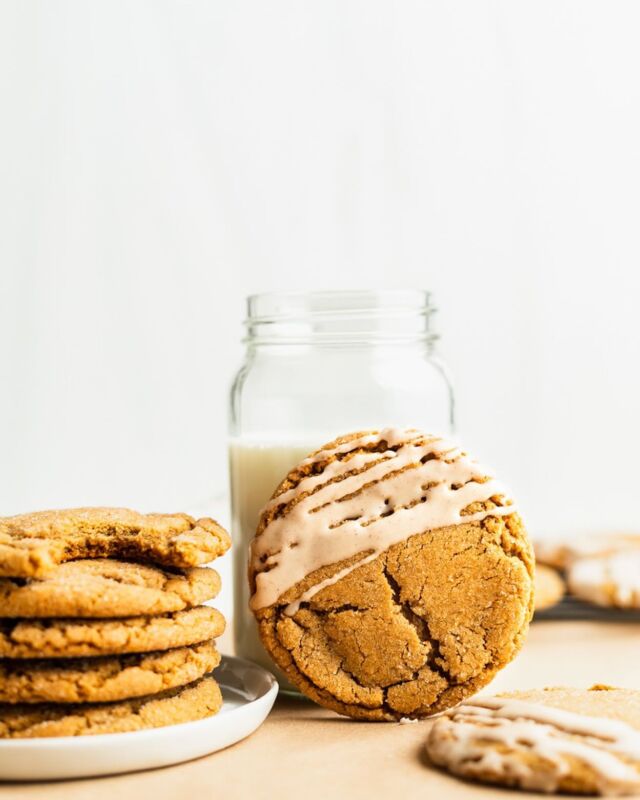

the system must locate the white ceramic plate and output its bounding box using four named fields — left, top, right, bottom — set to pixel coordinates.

left=0, top=655, right=278, bottom=781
